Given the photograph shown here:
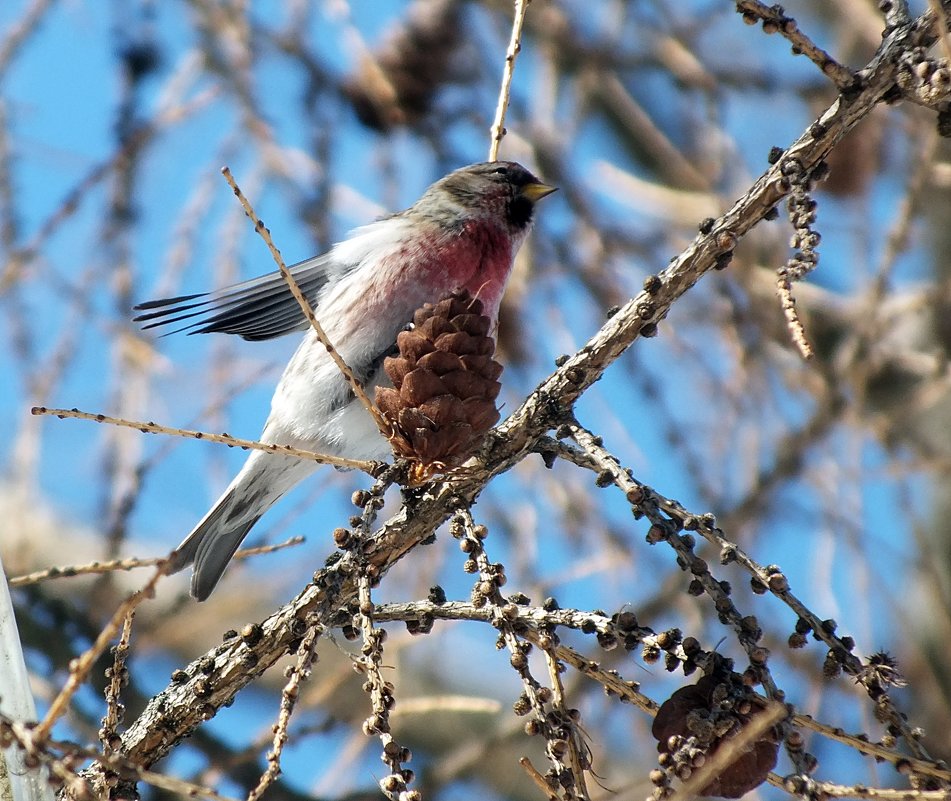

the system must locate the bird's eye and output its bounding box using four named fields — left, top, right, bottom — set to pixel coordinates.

left=492, top=166, right=509, bottom=175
